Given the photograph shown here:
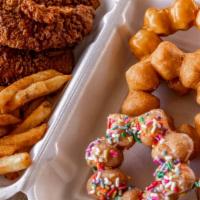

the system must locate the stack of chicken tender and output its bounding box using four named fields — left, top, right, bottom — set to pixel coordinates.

left=0, top=0, right=100, bottom=85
